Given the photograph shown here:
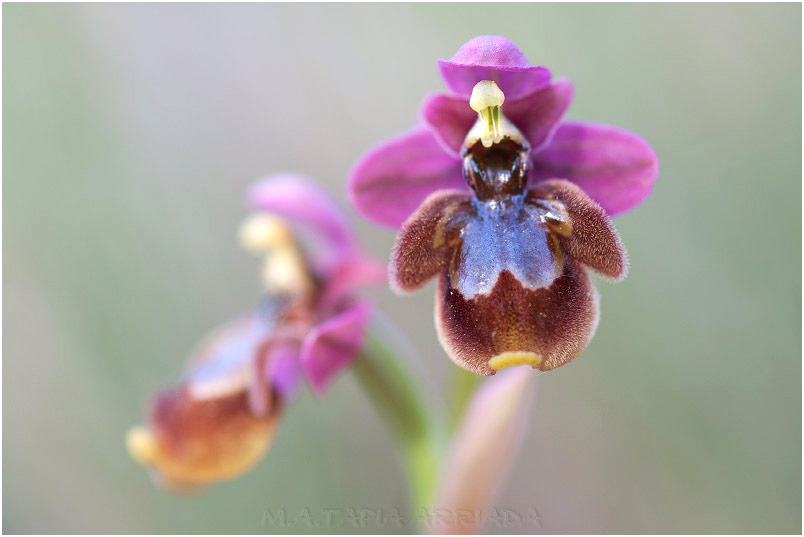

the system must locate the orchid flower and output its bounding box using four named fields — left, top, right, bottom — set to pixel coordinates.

left=349, top=36, right=658, bottom=375
left=127, top=174, right=385, bottom=490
